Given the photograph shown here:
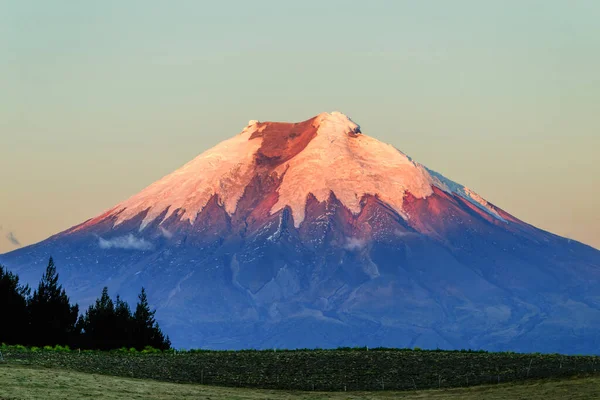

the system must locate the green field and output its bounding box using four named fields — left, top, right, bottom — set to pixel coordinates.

left=2, top=346, right=600, bottom=392
left=1, top=364, right=599, bottom=400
